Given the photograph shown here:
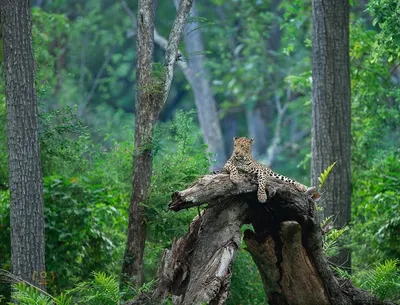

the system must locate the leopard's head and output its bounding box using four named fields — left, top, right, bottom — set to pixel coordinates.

left=233, top=137, right=254, bottom=161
